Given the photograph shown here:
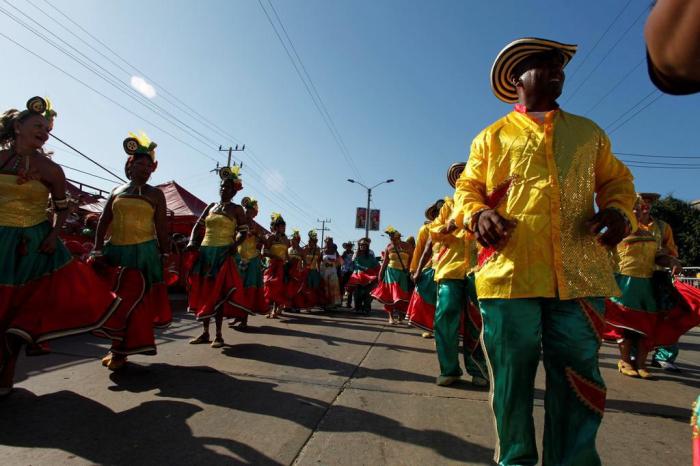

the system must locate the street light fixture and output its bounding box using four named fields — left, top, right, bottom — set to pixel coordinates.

left=347, top=178, right=396, bottom=239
